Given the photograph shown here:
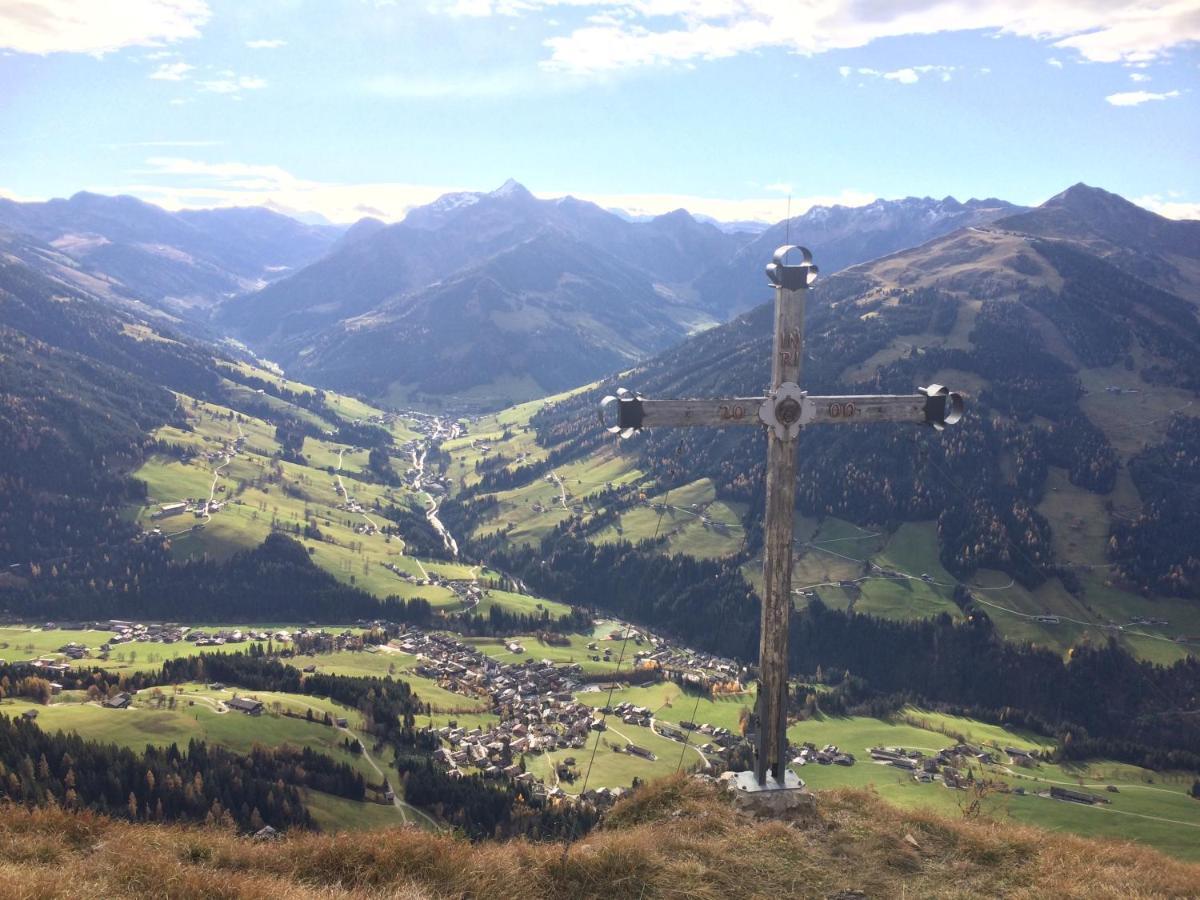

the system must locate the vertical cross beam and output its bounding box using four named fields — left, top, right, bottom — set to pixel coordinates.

left=756, top=246, right=815, bottom=784
left=599, top=245, right=964, bottom=792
